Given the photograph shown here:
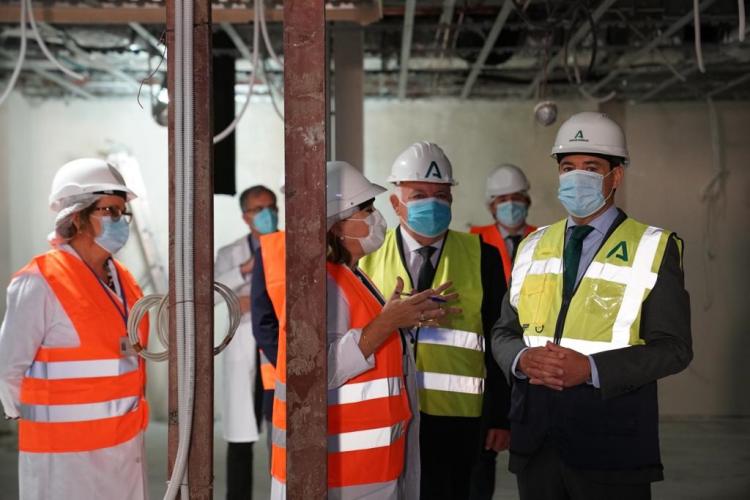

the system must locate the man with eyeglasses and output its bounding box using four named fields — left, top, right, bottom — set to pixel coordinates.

left=215, top=185, right=279, bottom=500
